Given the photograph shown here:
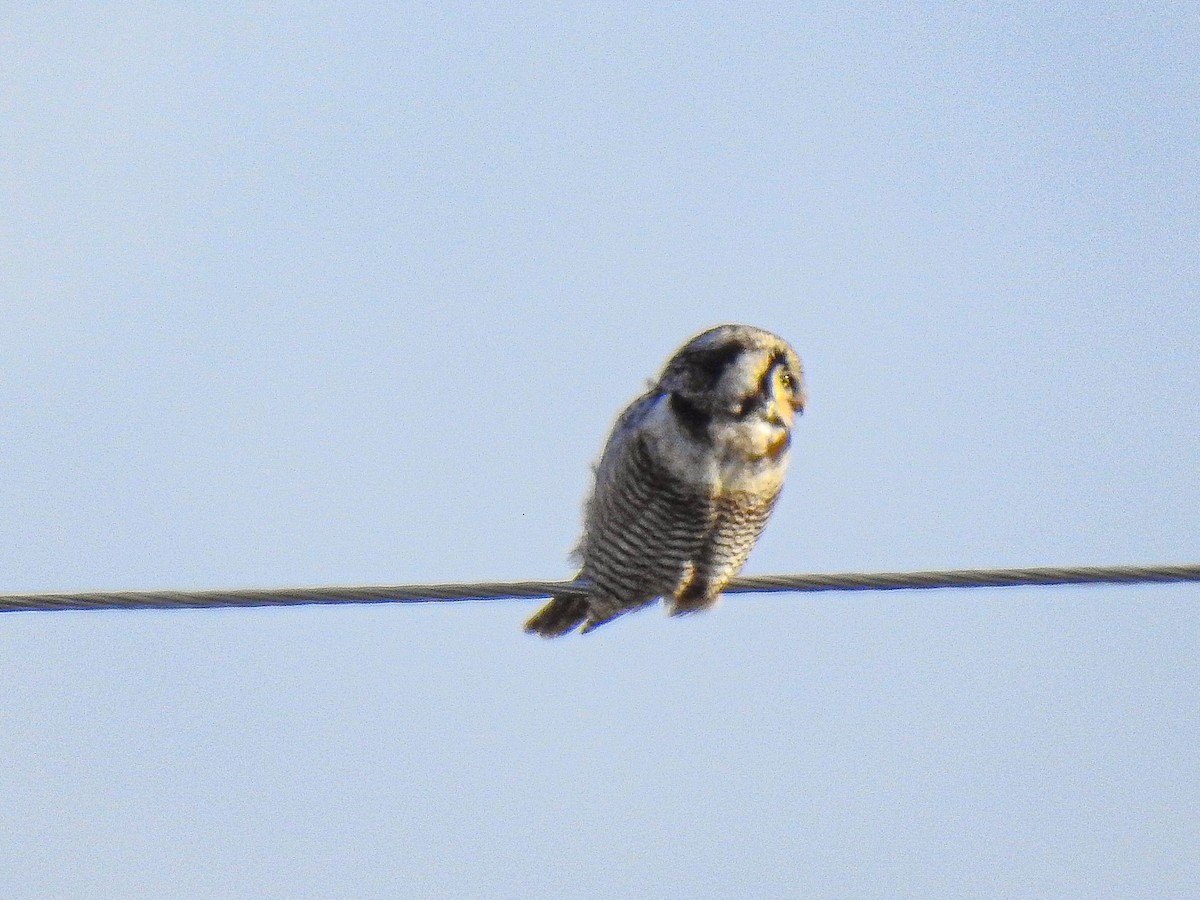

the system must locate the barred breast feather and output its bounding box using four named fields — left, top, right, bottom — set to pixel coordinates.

left=669, top=487, right=779, bottom=615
